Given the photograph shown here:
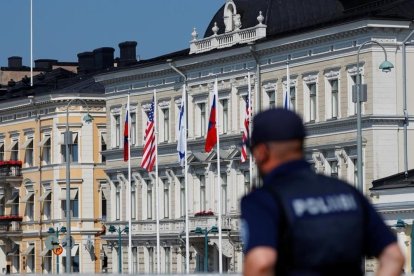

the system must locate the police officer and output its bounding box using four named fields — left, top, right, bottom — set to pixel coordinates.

left=241, top=108, right=404, bottom=276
